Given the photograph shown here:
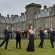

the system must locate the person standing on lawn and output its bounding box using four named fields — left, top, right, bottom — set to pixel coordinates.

left=15, top=28, right=21, bottom=49
left=27, top=25, right=36, bottom=52
left=38, top=27, right=46, bottom=48
left=0, top=25, right=12, bottom=49
left=49, top=28, right=55, bottom=48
